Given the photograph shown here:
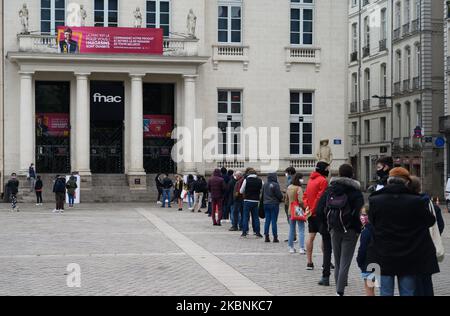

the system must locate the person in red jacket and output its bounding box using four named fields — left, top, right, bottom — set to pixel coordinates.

left=303, top=161, right=329, bottom=270
left=208, top=169, right=226, bottom=226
